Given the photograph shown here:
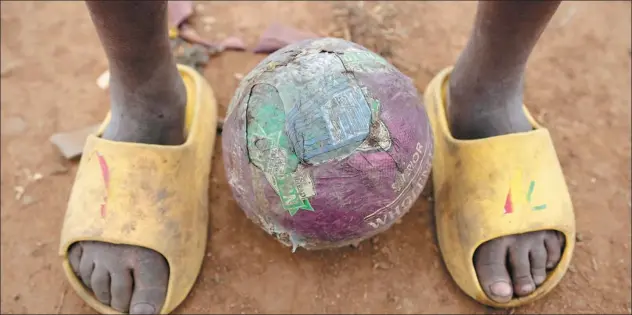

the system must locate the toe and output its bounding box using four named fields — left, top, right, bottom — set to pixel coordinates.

left=110, top=270, right=133, bottom=313
left=78, top=253, right=95, bottom=289
left=474, top=239, right=513, bottom=303
left=68, top=243, right=83, bottom=275
left=129, top=251, right=169, bottom=314
left=509, top=246, right=535, bottom=296
left=91, top=265, right=112, bottom=305
left=529, top=243, right=548, bottom=286
left=544, top=231, right=564, bottom=269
